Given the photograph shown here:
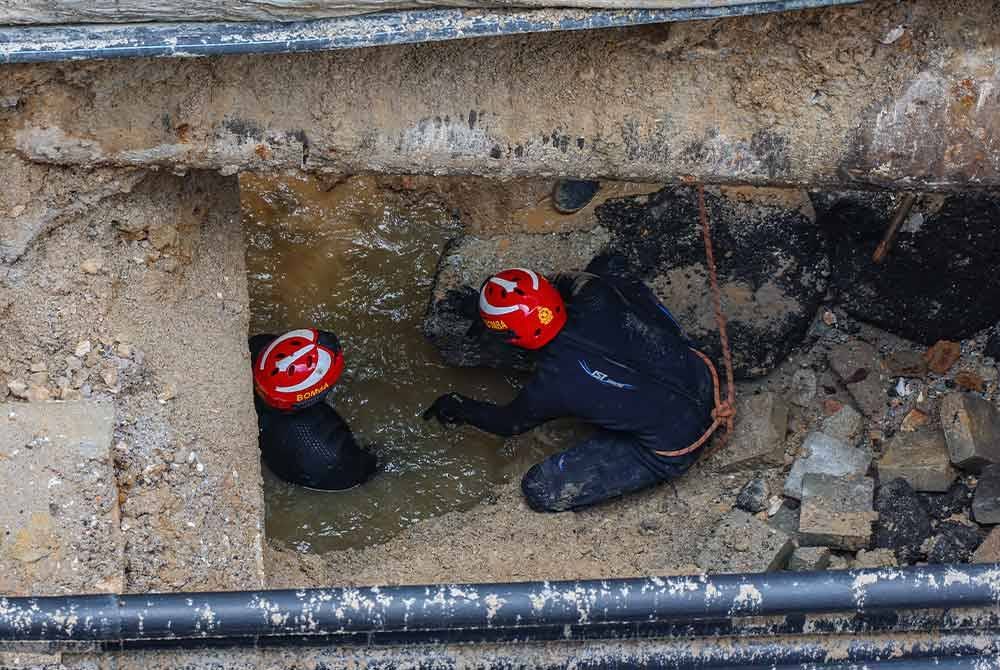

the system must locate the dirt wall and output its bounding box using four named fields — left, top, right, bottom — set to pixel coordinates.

left=0, top=162, right=264, bottom=593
